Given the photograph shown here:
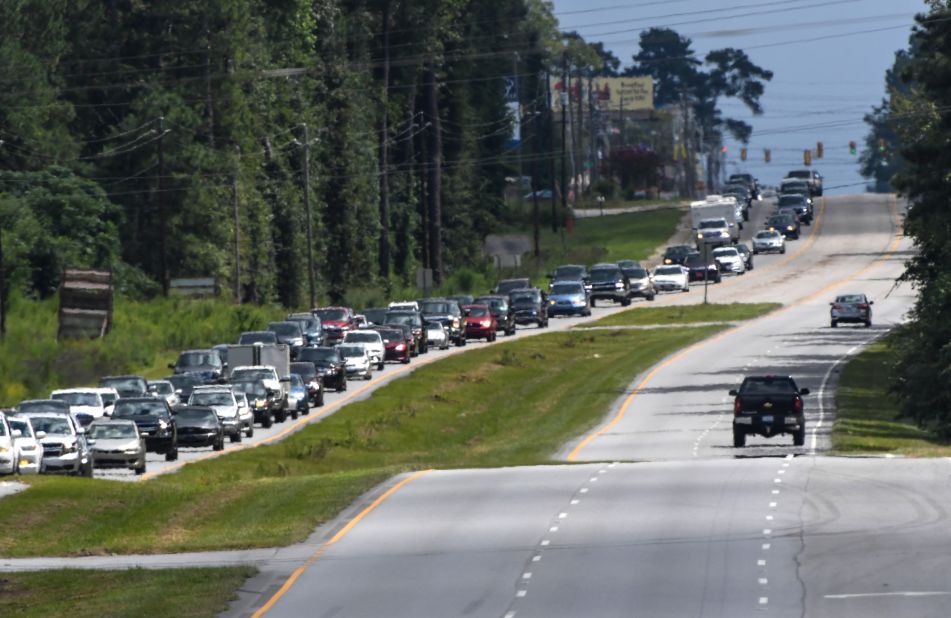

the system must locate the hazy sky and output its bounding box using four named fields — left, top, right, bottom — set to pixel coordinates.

left=549, top=0, right=926, bottom=194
